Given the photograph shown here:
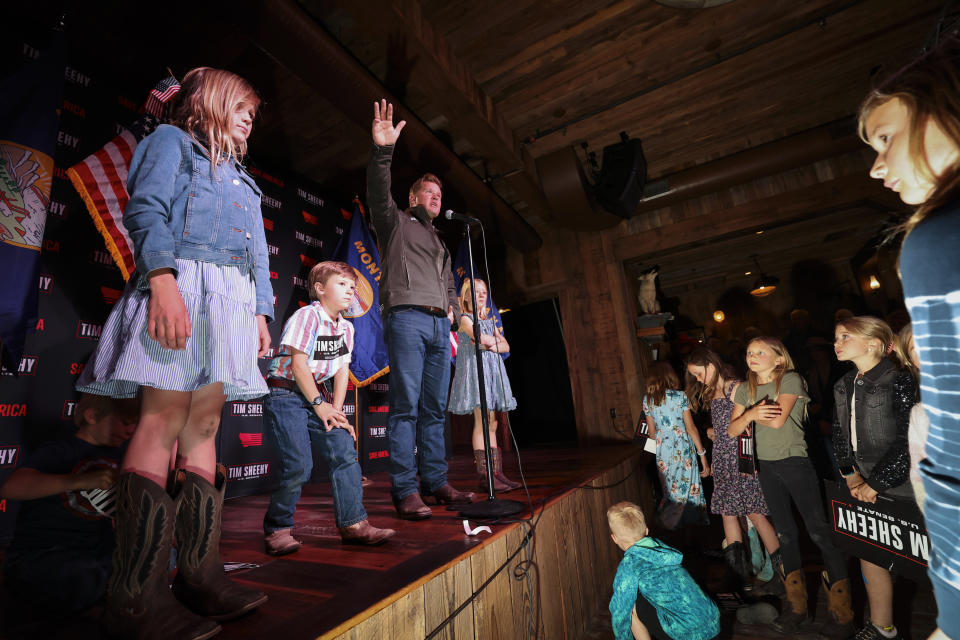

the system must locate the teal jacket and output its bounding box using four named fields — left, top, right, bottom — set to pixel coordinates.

left=609, top=537, right=720, bottom=640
